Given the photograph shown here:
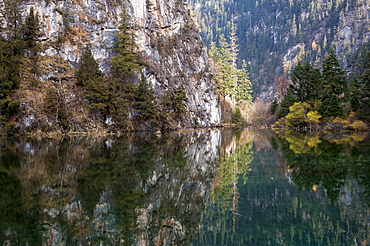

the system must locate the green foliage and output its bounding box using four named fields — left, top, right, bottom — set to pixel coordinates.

left=210, top=35, right=253, bottom=104
left=75, top=47, right=111, bottom=116
left=276, top=87, right=296, bottom=119
left=322, top=49, right=347, bottom=97
left=269, top=99, right=278, bottom=115
left=160, top=87, right=188, bottom=120
left=43, top=86, right=70, bottom=131
left=0, top=36, right=22, bottom=133
left=232, top=107, right=243, bottom=126
left=236, top=60, right=253, bottom=102
left=76, top=47, right=102, bottom=86
left=320, top=93, right=345, bottom=118
left=21, top=7, right=41, bottom=75
left=134, top=77, right=158, bottom=126
left=290, top=61, right=322, bottom=102
left=111, top=9, right=143, bottom=80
